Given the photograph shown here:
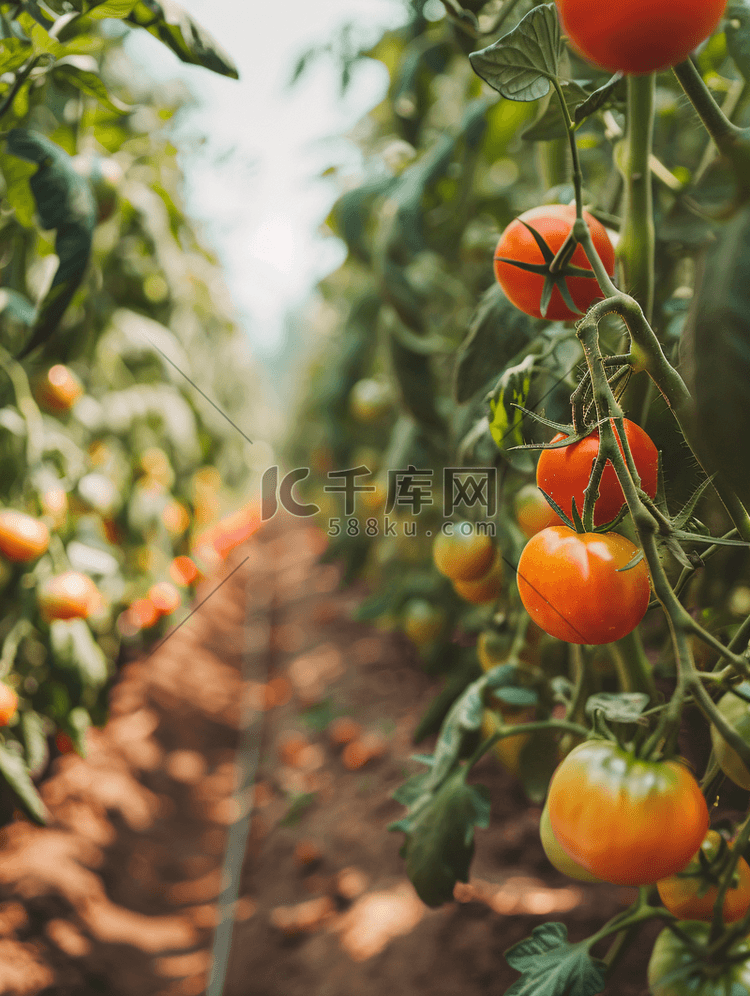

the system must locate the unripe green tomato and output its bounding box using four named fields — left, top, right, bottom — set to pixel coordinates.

left=477, top=629, right=512, bottom=672
left=648, top=921, right=750, bottom=996
left=433, top=525, right=495, bottom=582
left=539, top=801, right=602, bottom=882
left=349, top=378, right=393, bottom=423
left=402, top=598, right=446, bottom=647
left=710, top=682, right=750, bottom=790
left=514, top=483, right=560, bottom=538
